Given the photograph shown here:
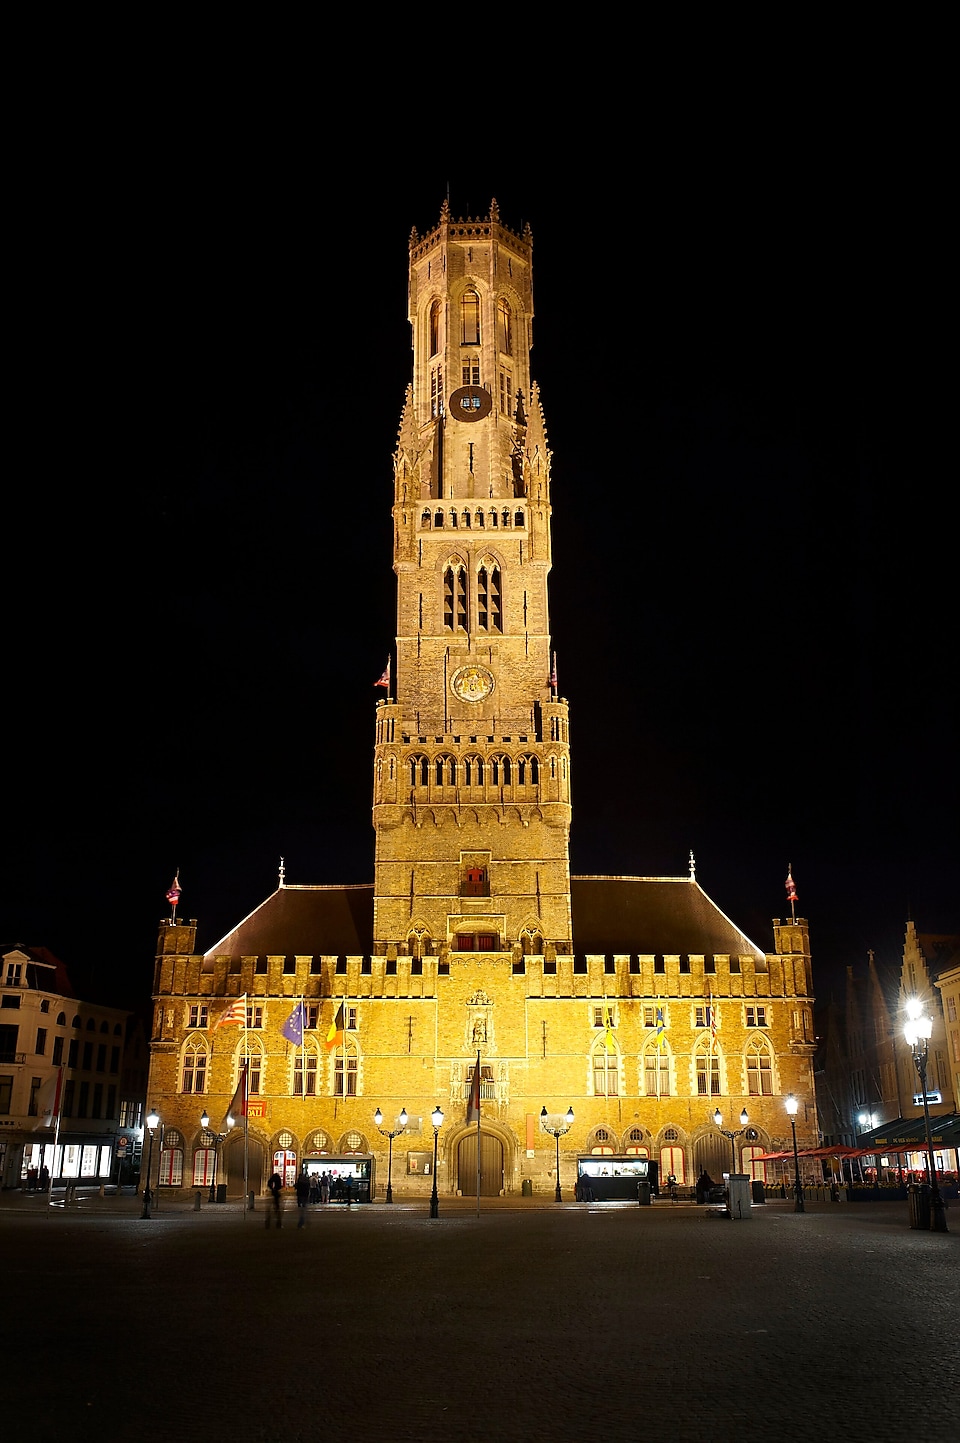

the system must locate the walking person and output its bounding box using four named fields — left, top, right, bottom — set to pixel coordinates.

left=319, top=1171, right=330, bottom=1205
left=267, top=1170, right=283, bottom=1228
left=296, top=1169, right=310, bottom=1227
